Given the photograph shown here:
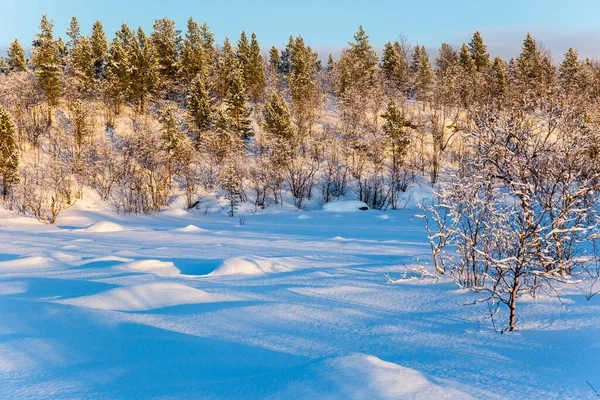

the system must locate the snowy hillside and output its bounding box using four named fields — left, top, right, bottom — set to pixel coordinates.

left=0, top=199, right=599, bottom=399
